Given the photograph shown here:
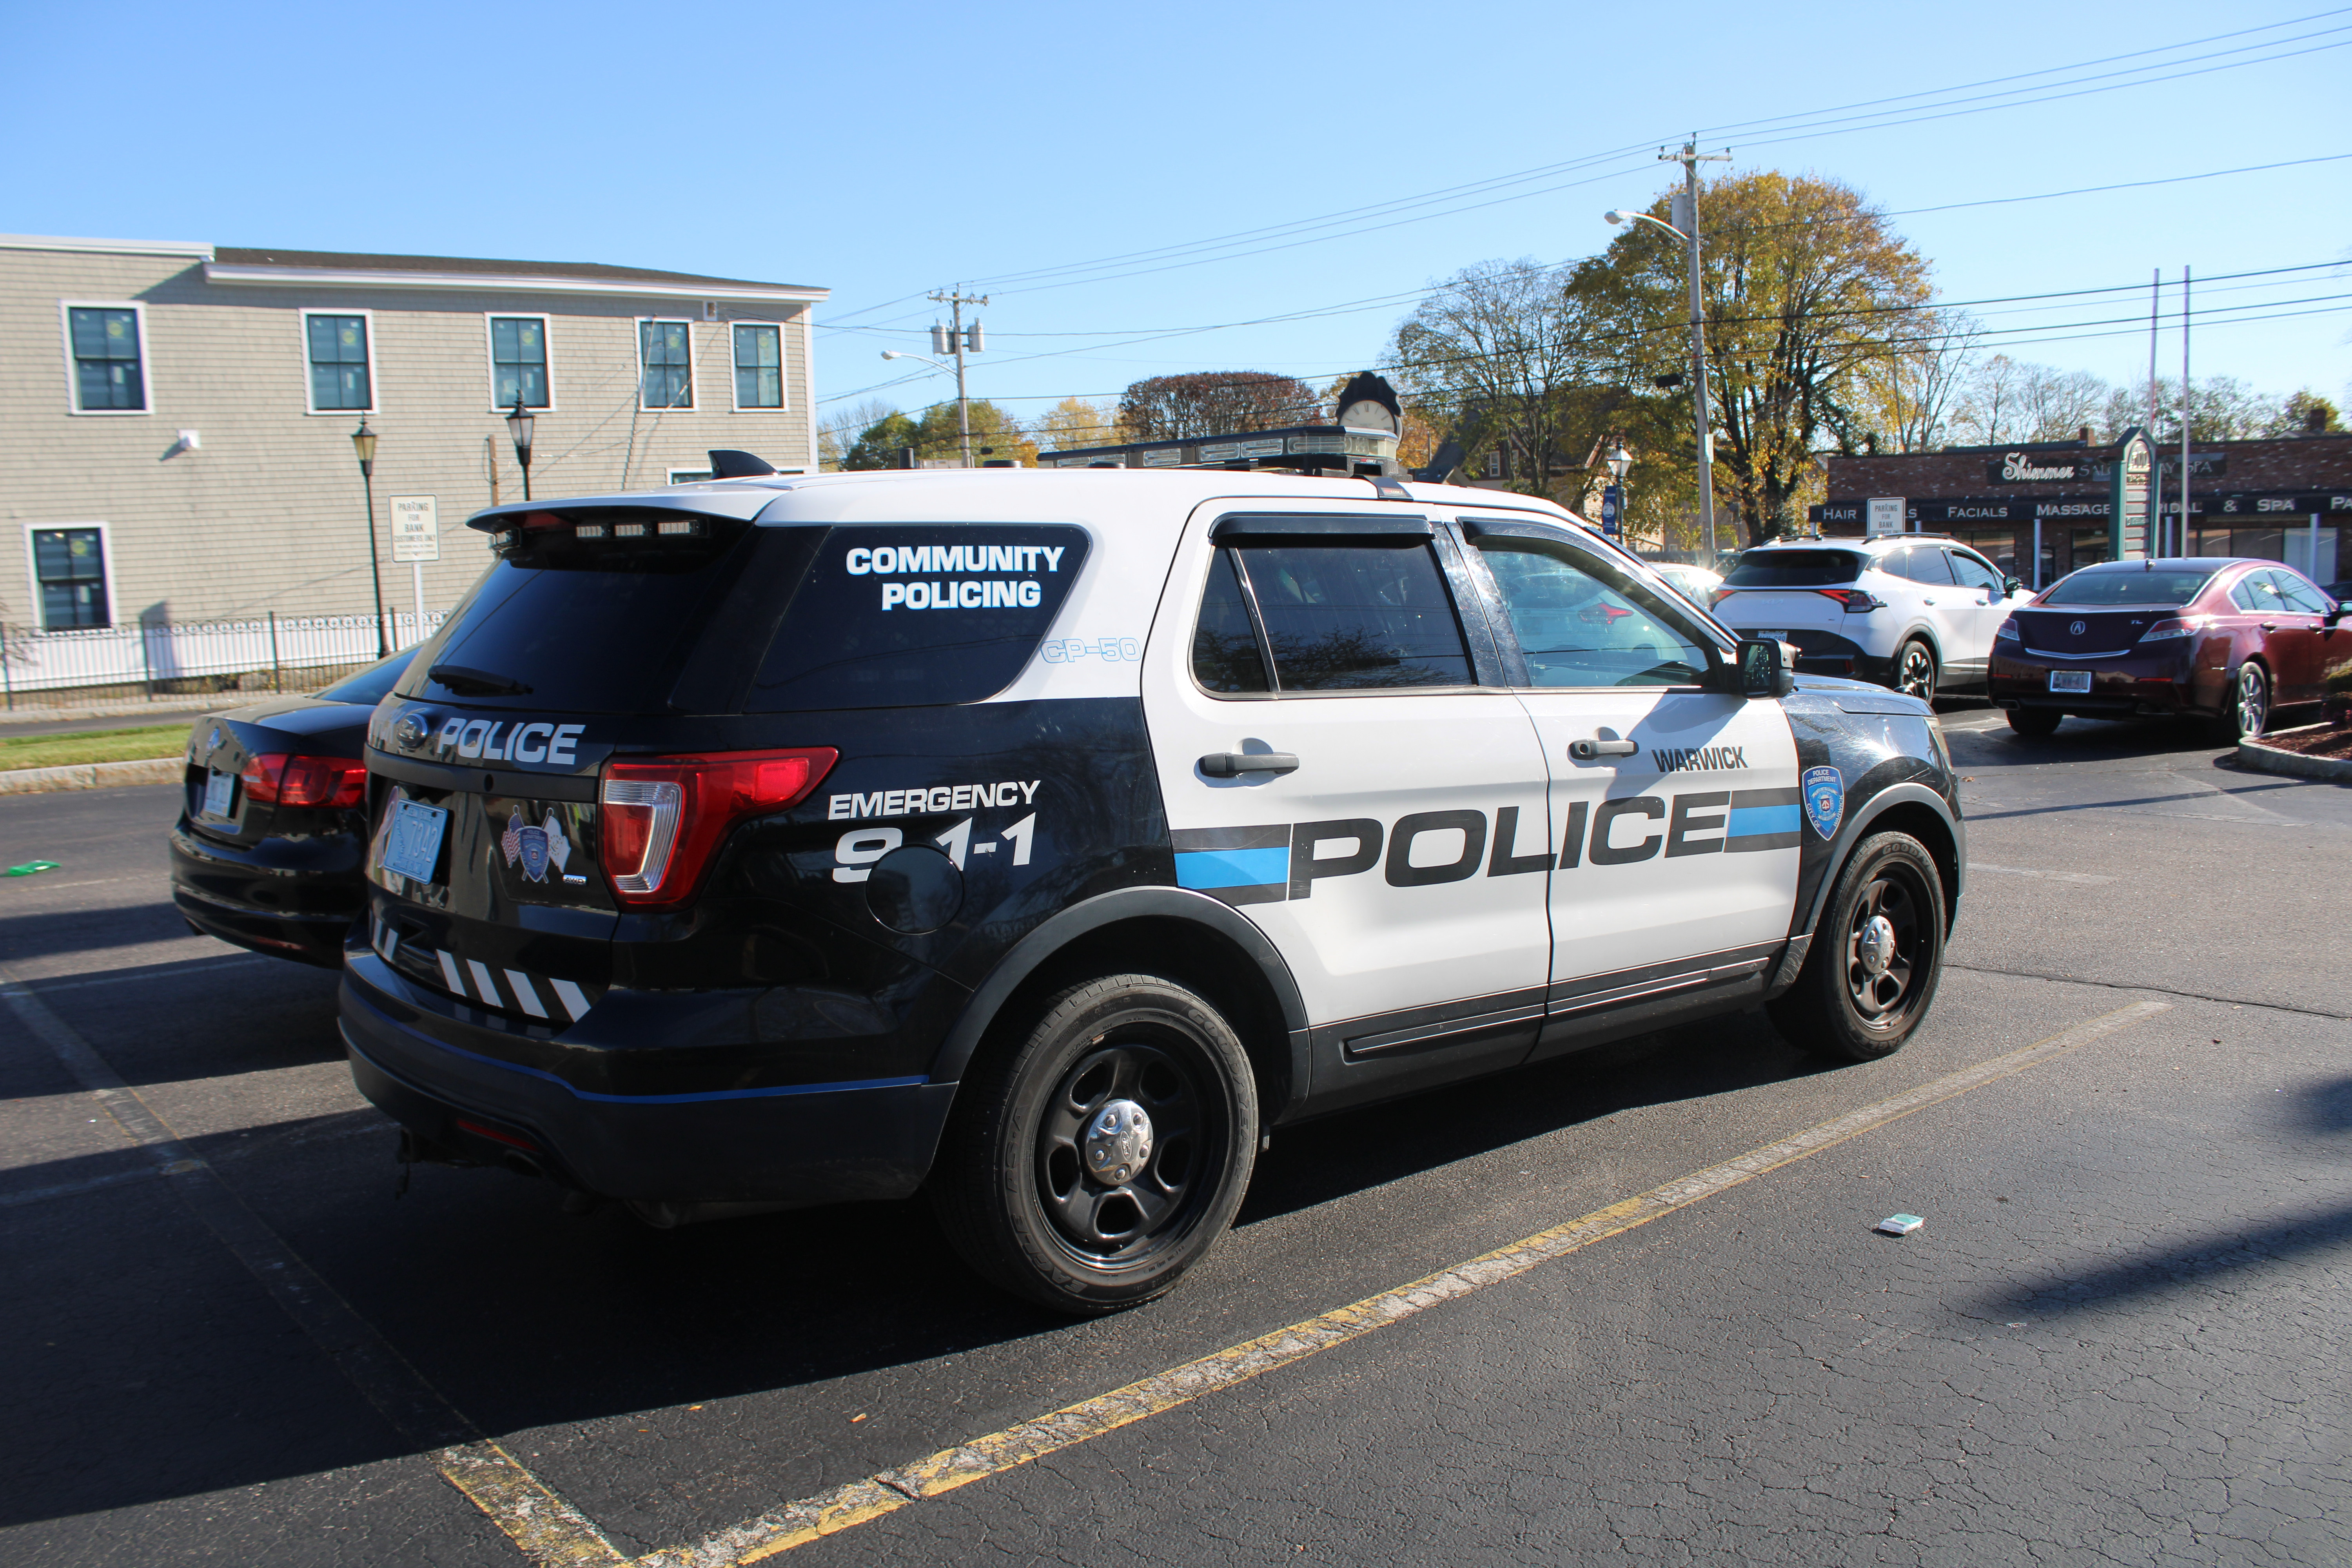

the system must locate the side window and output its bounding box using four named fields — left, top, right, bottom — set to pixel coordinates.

left=1889, top=546, right=1954, bottom=584
left=2268, top=569, right=2330, bottom=615
left=1947, top=550, right=2002, bottom=593
left=2229, top=574, right=2277, bottom=613
left=1473, top=537, right=1711, bottom=688
left=1192, top=549, right=1270, bottom=693
left=1221, top=543, right=1472, bottom=692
